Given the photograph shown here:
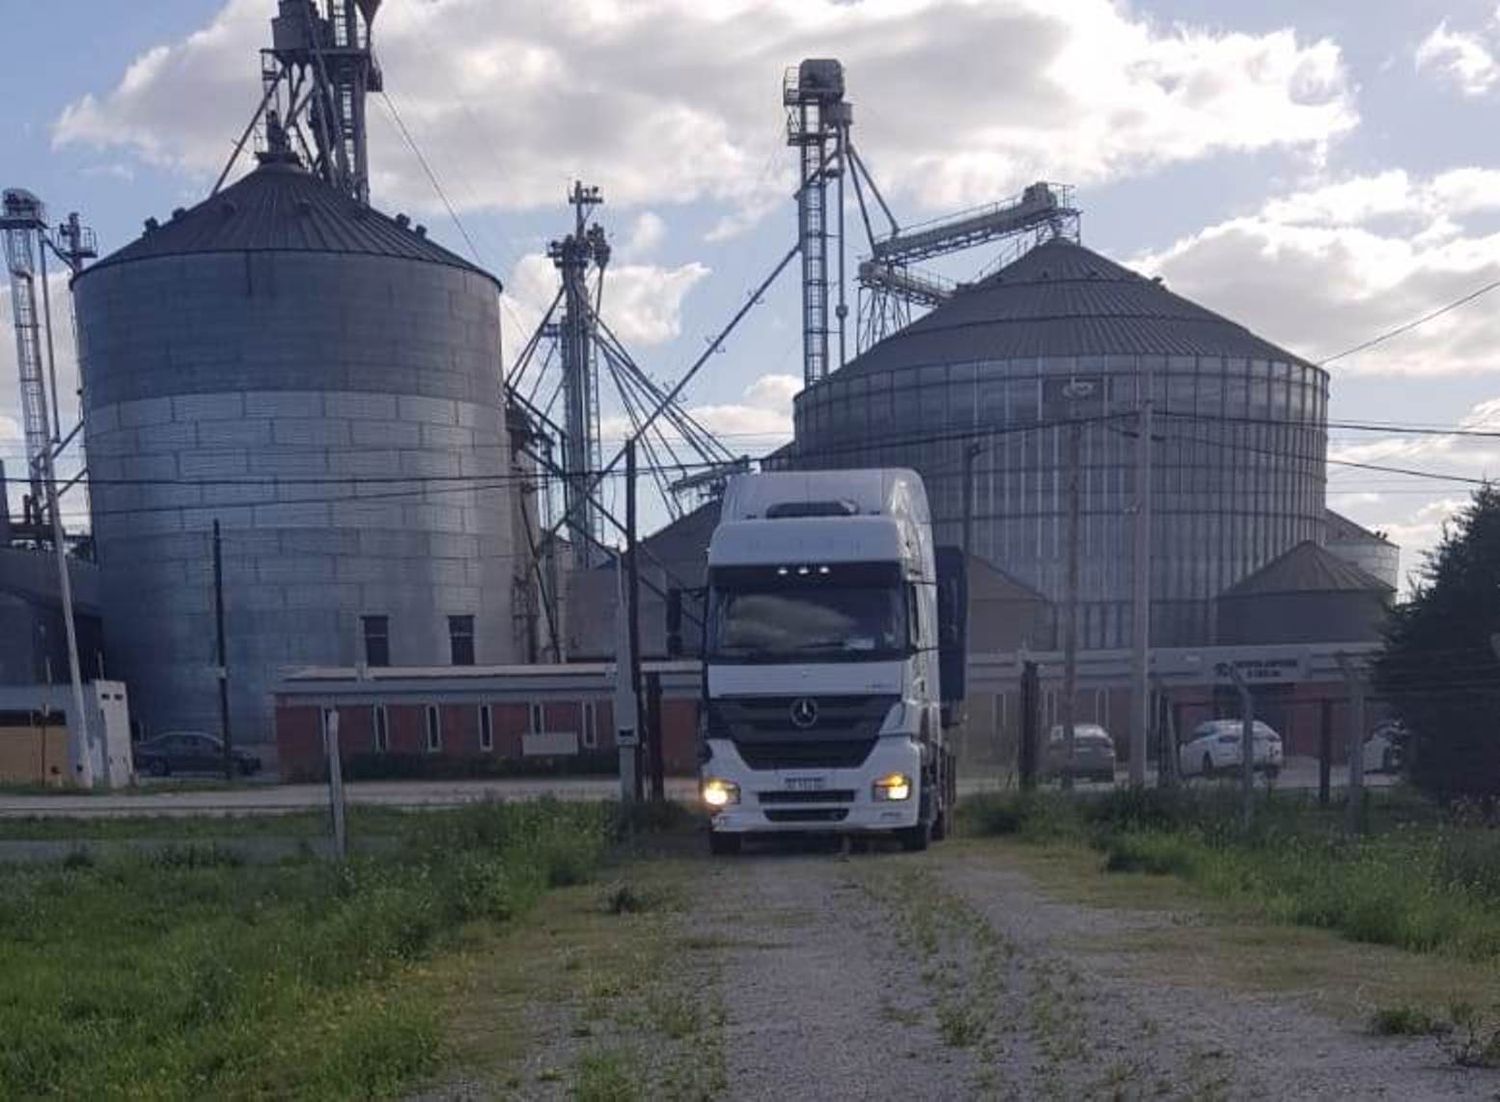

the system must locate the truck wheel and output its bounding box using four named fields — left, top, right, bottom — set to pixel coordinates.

left=898, top=819, right=931, bottom=852
left=708, top=831, right=741, bottom=857
left=899, top=783, right=932, bottom=852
